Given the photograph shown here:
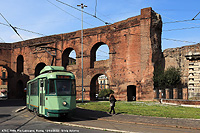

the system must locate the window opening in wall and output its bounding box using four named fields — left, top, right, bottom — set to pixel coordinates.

left=96, top=44, right=109, bottom=61
left=0, top=66, right=8, bottom=98
left=62, top=48, right=76, bottom=68
left=69, top=50, right=76, bottom=65
left=17, top=55, right=24, bottom=74
left=90, top=74, right=110, bottom=101
left=35, top=63, right=46, bottom=77
left=90, top=42, right=110, bottom=68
